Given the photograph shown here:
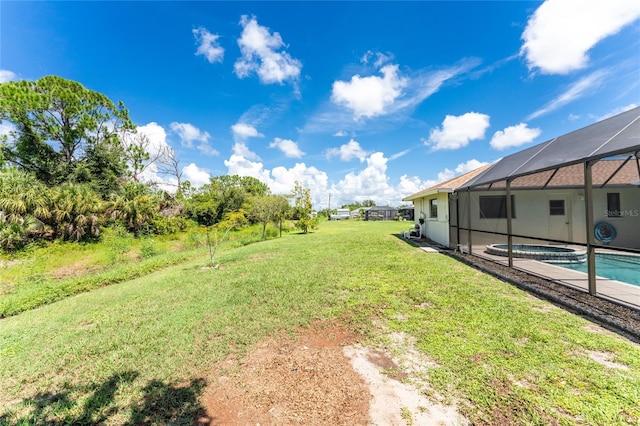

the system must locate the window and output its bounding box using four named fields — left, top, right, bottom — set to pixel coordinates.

left=479, top=195, right=516, bottom=219
left=549, top=200, right=565, bottom=216
left=607, top=193, right=621, bottom=217
left=429, top=199, right=438, bottom=218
